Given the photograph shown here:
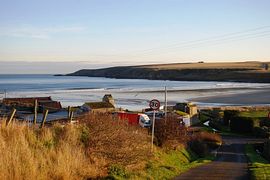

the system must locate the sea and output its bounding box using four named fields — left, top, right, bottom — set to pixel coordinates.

left=0, top=74, right=269, bottom=110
